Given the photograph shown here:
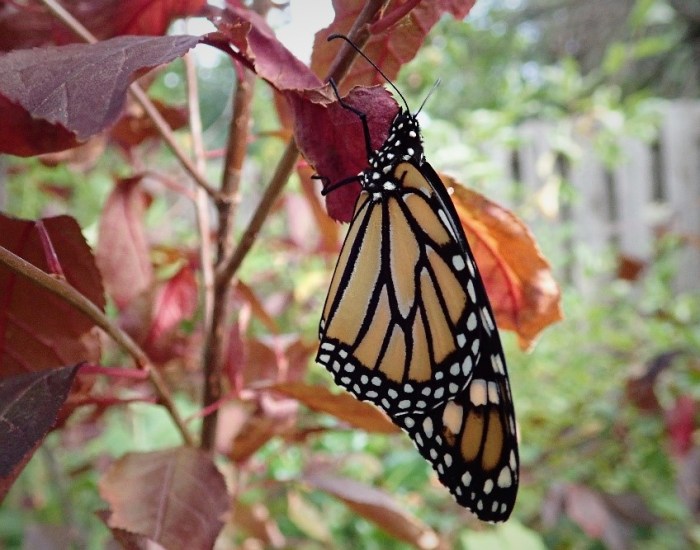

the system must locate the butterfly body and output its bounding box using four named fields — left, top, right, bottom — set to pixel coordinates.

left=316, top=55, right=519, bottom=521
